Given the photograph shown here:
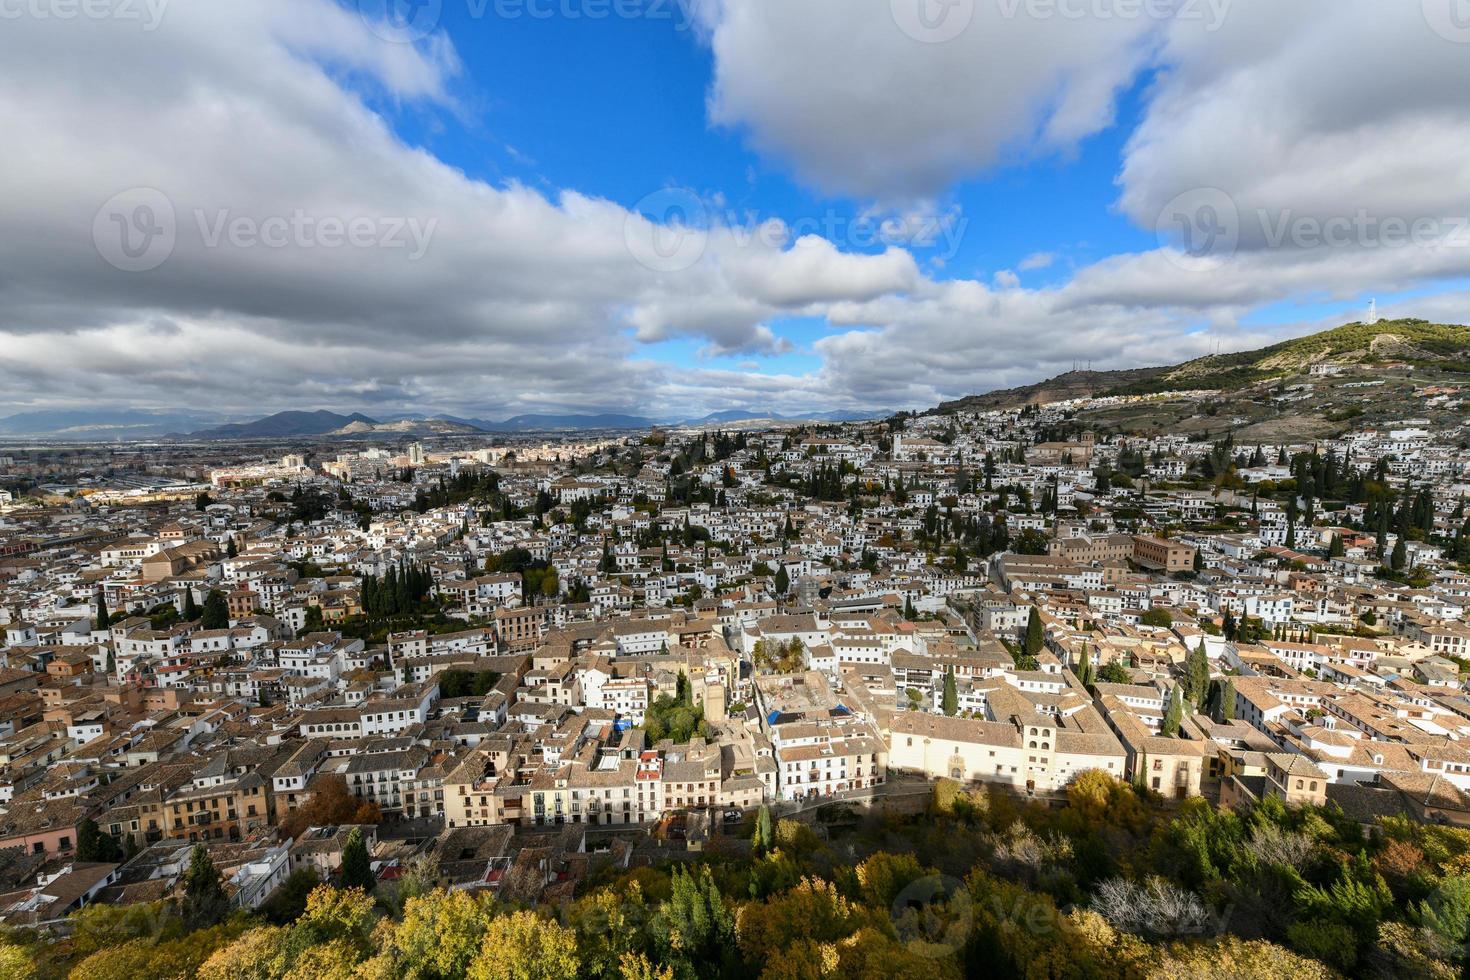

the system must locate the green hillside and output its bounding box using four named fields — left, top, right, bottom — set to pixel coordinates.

left=936, top=319, right=1470, bottom=413
left=932, top=319, right=1470, bottom=442
left=1105, top=319, right=1470, bottom=397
